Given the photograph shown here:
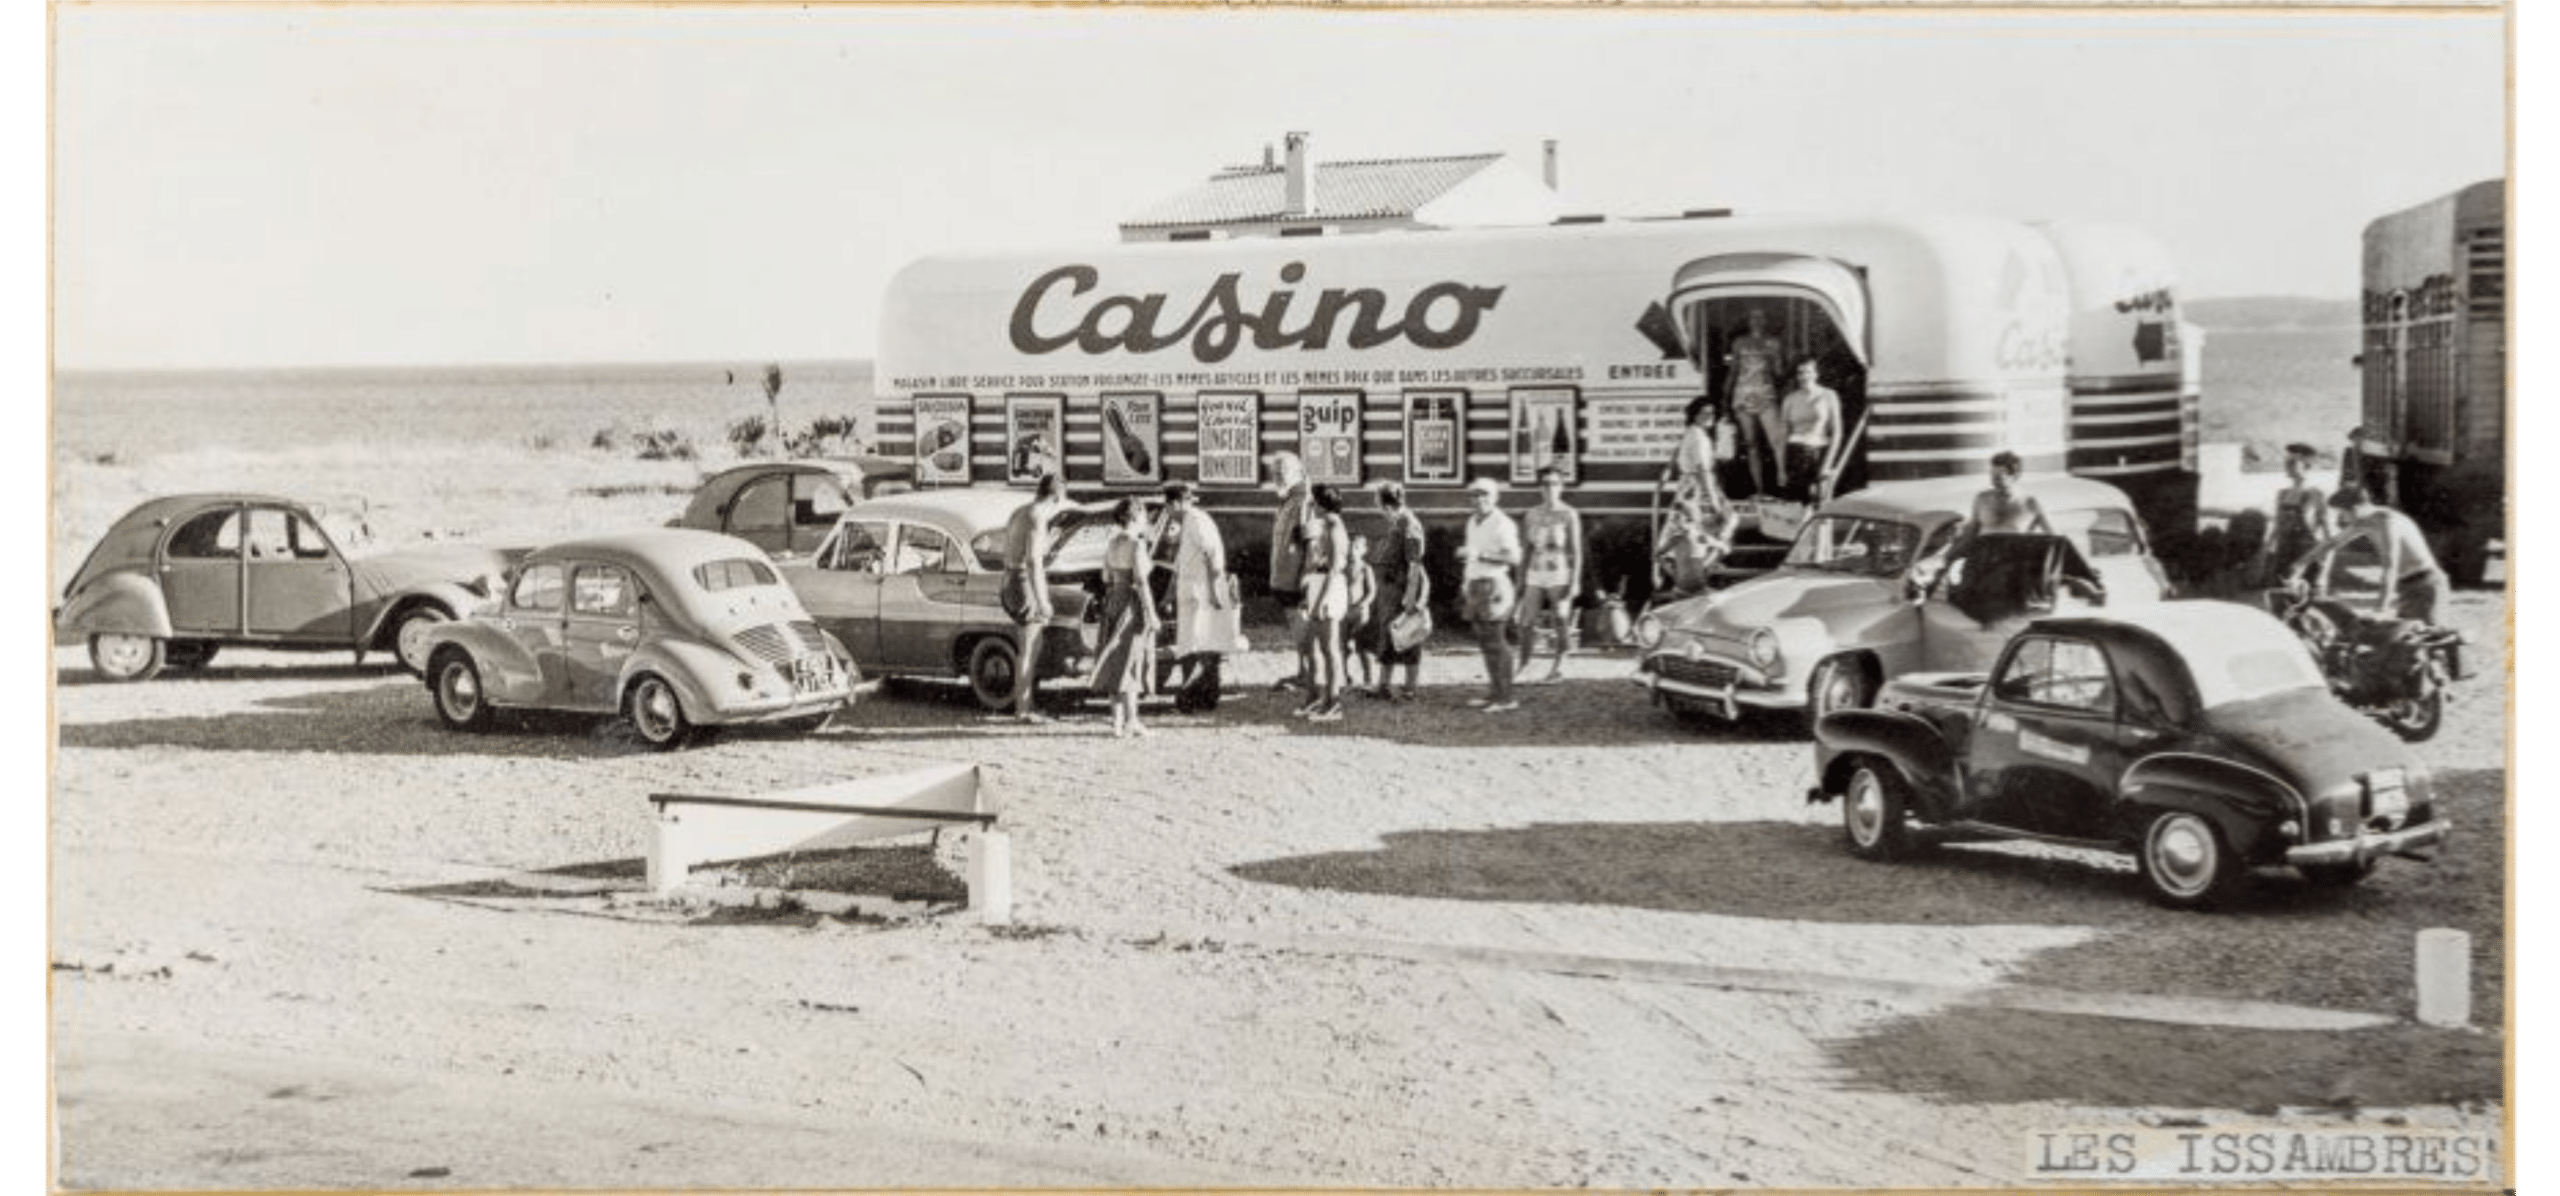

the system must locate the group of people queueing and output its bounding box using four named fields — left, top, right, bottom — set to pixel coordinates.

left=1262, top=452, right=1585, bottom=720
